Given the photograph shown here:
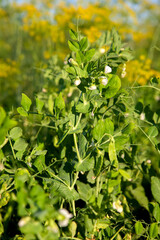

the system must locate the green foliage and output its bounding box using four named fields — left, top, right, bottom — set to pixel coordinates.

left=0, top=28, right=160, bottom=240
